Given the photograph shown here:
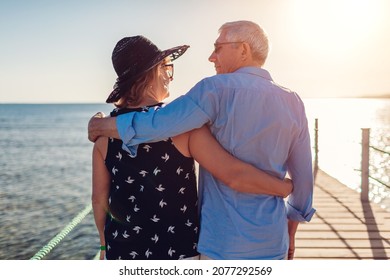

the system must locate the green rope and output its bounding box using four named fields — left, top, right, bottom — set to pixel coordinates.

left=369, top=175, right=390, bottom=189
left=370, top=145, right=390, bottom=155
left=30, top=203, right=92, bottom=260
